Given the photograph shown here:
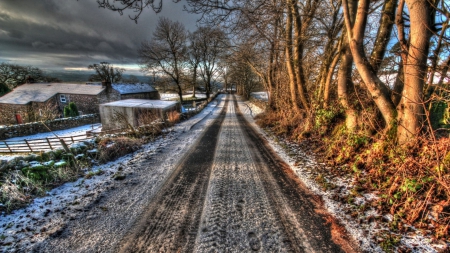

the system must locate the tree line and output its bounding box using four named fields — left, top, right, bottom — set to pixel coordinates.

left=99, top=0, right=448, bottom=146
